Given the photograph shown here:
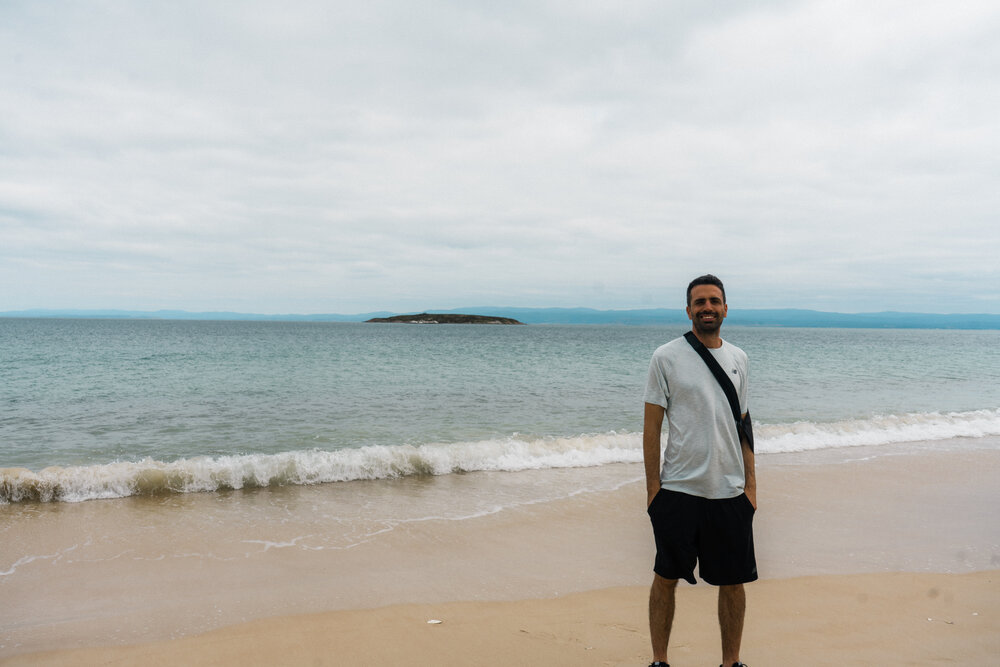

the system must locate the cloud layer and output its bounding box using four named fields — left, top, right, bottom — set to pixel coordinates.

left=2, top=0, right=998, bottom=313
